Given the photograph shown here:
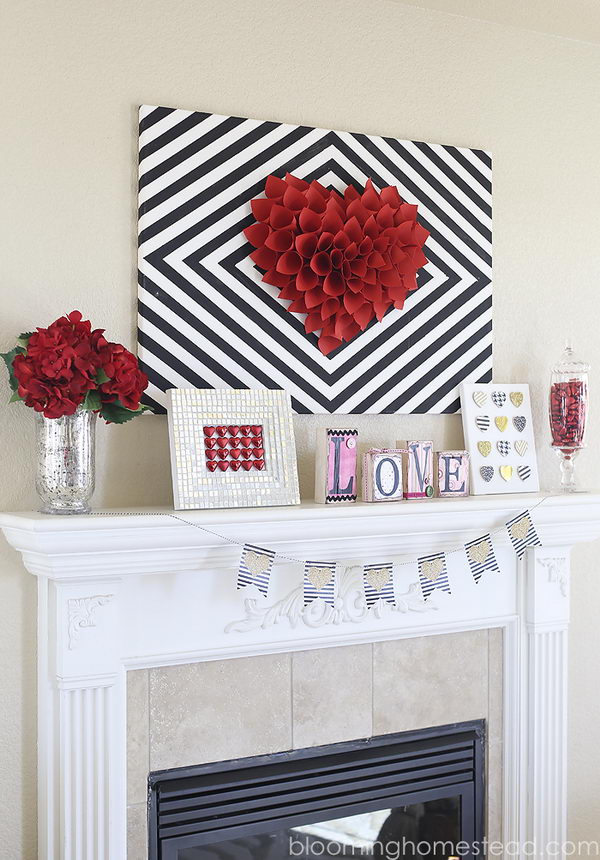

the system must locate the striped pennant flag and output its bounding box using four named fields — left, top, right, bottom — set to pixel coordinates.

left=464, top=534, right=500, bottom=584
left=506, top=510, right=542, bottom=558
left=303, top=561, right=336, bottom=606
left=237, top=544, right=275, bottom=597
left=418, top=552, right=451, bottom=601
left=363, top=563, right=395, bottom=608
